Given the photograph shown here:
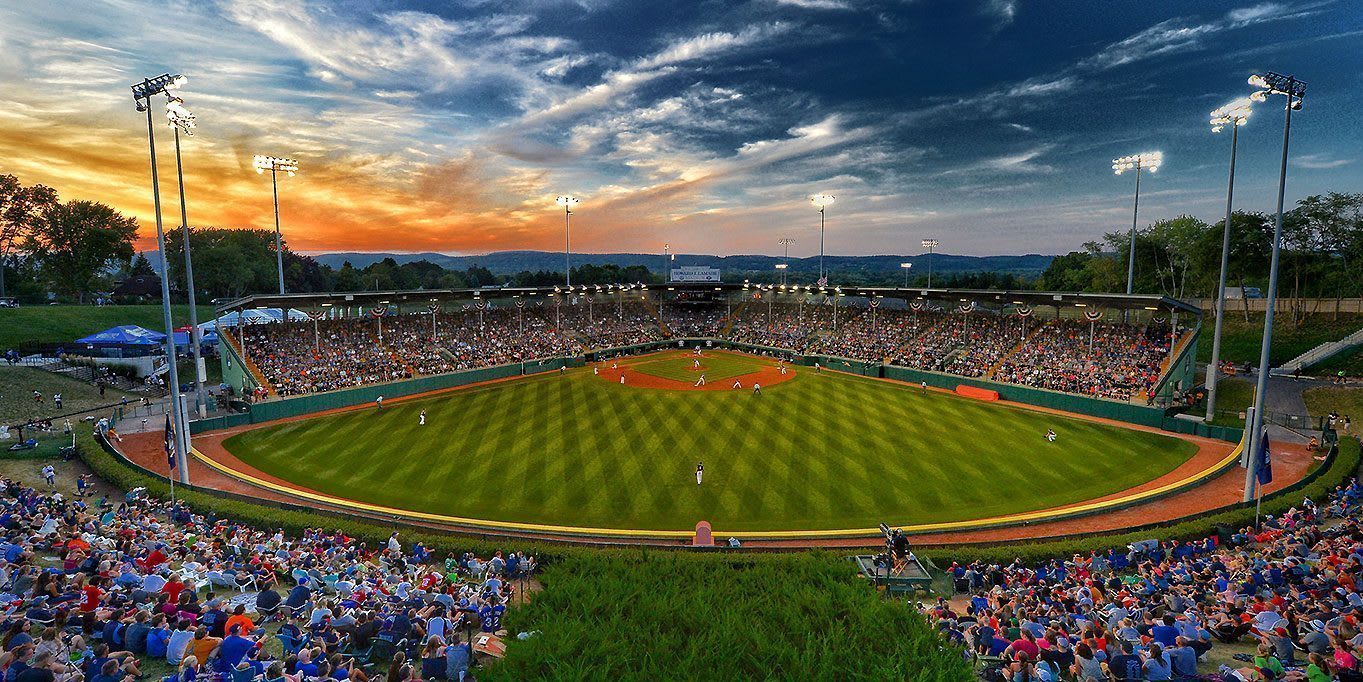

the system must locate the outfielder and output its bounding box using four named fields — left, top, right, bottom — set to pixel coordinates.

left=695, top=462, right=704, bottom=485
